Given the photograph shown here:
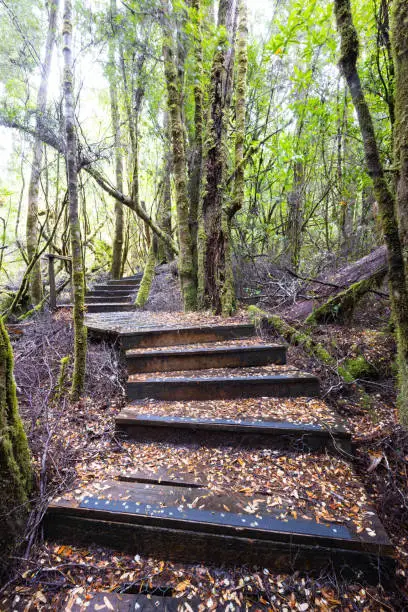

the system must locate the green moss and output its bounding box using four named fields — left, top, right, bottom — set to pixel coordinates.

left=306, top=274, right=386, bottom=325
left=0, top=316, right=32, bottom=560
left=135, top=243, right=156, bottom=307
left=343, top=355, right=377, bottom=380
